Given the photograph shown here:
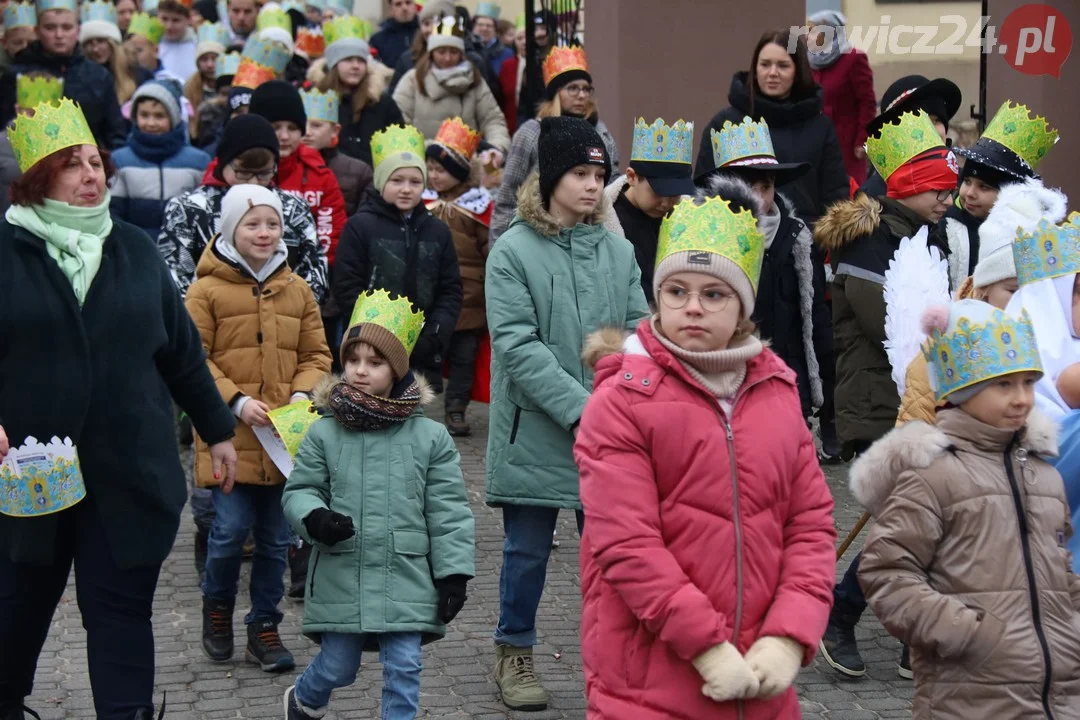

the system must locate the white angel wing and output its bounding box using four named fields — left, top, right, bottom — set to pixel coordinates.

left=883, top=226, right=951, bottom=396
